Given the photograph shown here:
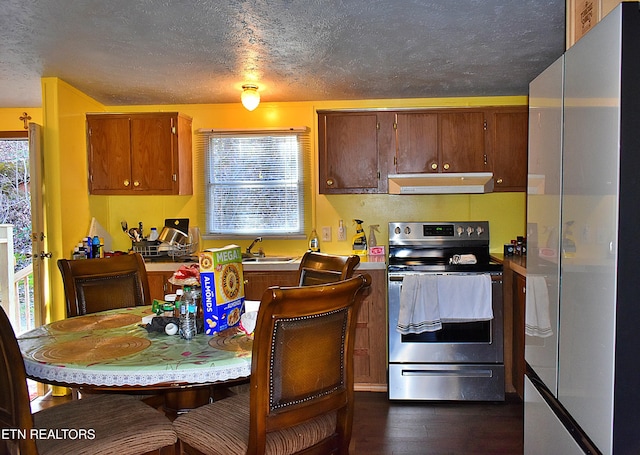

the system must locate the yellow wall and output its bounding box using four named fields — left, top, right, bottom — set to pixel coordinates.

left=40, top=78, right=105, bottom=322
left=7, top=79, right=527, bottom=318
left=100, top=97, right=527, bottom=257
left=0, top=108, right=43, bottom=130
